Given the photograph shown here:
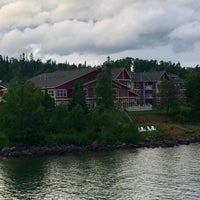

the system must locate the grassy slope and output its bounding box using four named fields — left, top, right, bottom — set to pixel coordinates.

left=129, top=110, right=200, bottom=142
